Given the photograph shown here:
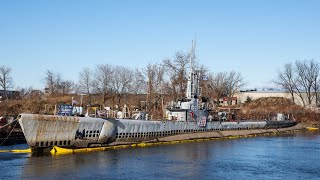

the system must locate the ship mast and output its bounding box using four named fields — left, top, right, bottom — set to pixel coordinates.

left=185, top=40, right=199, bottom=100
